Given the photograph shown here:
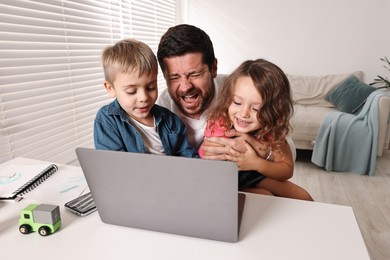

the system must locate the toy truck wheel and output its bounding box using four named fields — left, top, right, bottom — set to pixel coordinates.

left=38, top=226, right=50, bottom=236
left=19, top=224, right=31, bottom=234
